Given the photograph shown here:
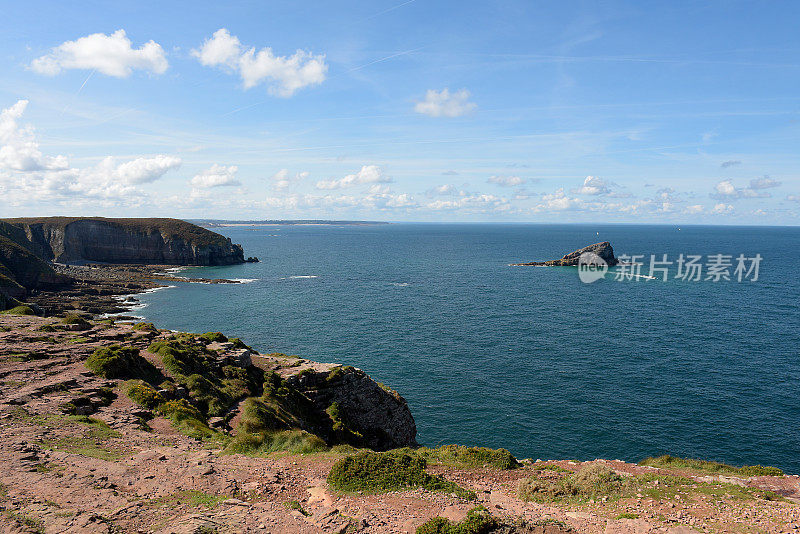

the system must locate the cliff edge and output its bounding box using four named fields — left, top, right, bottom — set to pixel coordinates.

left=2, top=217, right=245, bottom=266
